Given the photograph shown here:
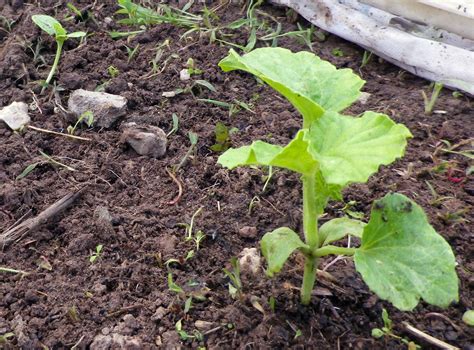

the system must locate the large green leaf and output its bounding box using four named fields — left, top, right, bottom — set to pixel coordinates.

left=354, top=193, right=459, bottom=311
left=307, top=111, right=412, bottom=188
left=219, top=48, right=364, bottom=127
left=319, top=217, right=366, bottom=246
left=261, top=227, right=308, bottom=277
left=217, top=130, right=317, bottom=175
